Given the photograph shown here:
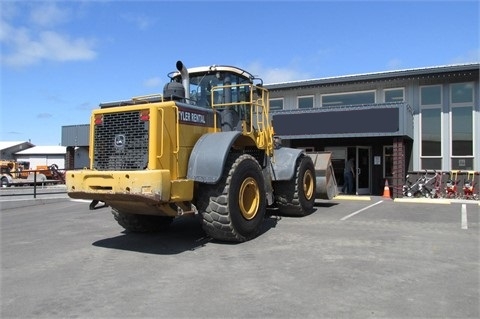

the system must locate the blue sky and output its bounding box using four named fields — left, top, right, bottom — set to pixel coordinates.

left=1, top=0, right=479, bottom=146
